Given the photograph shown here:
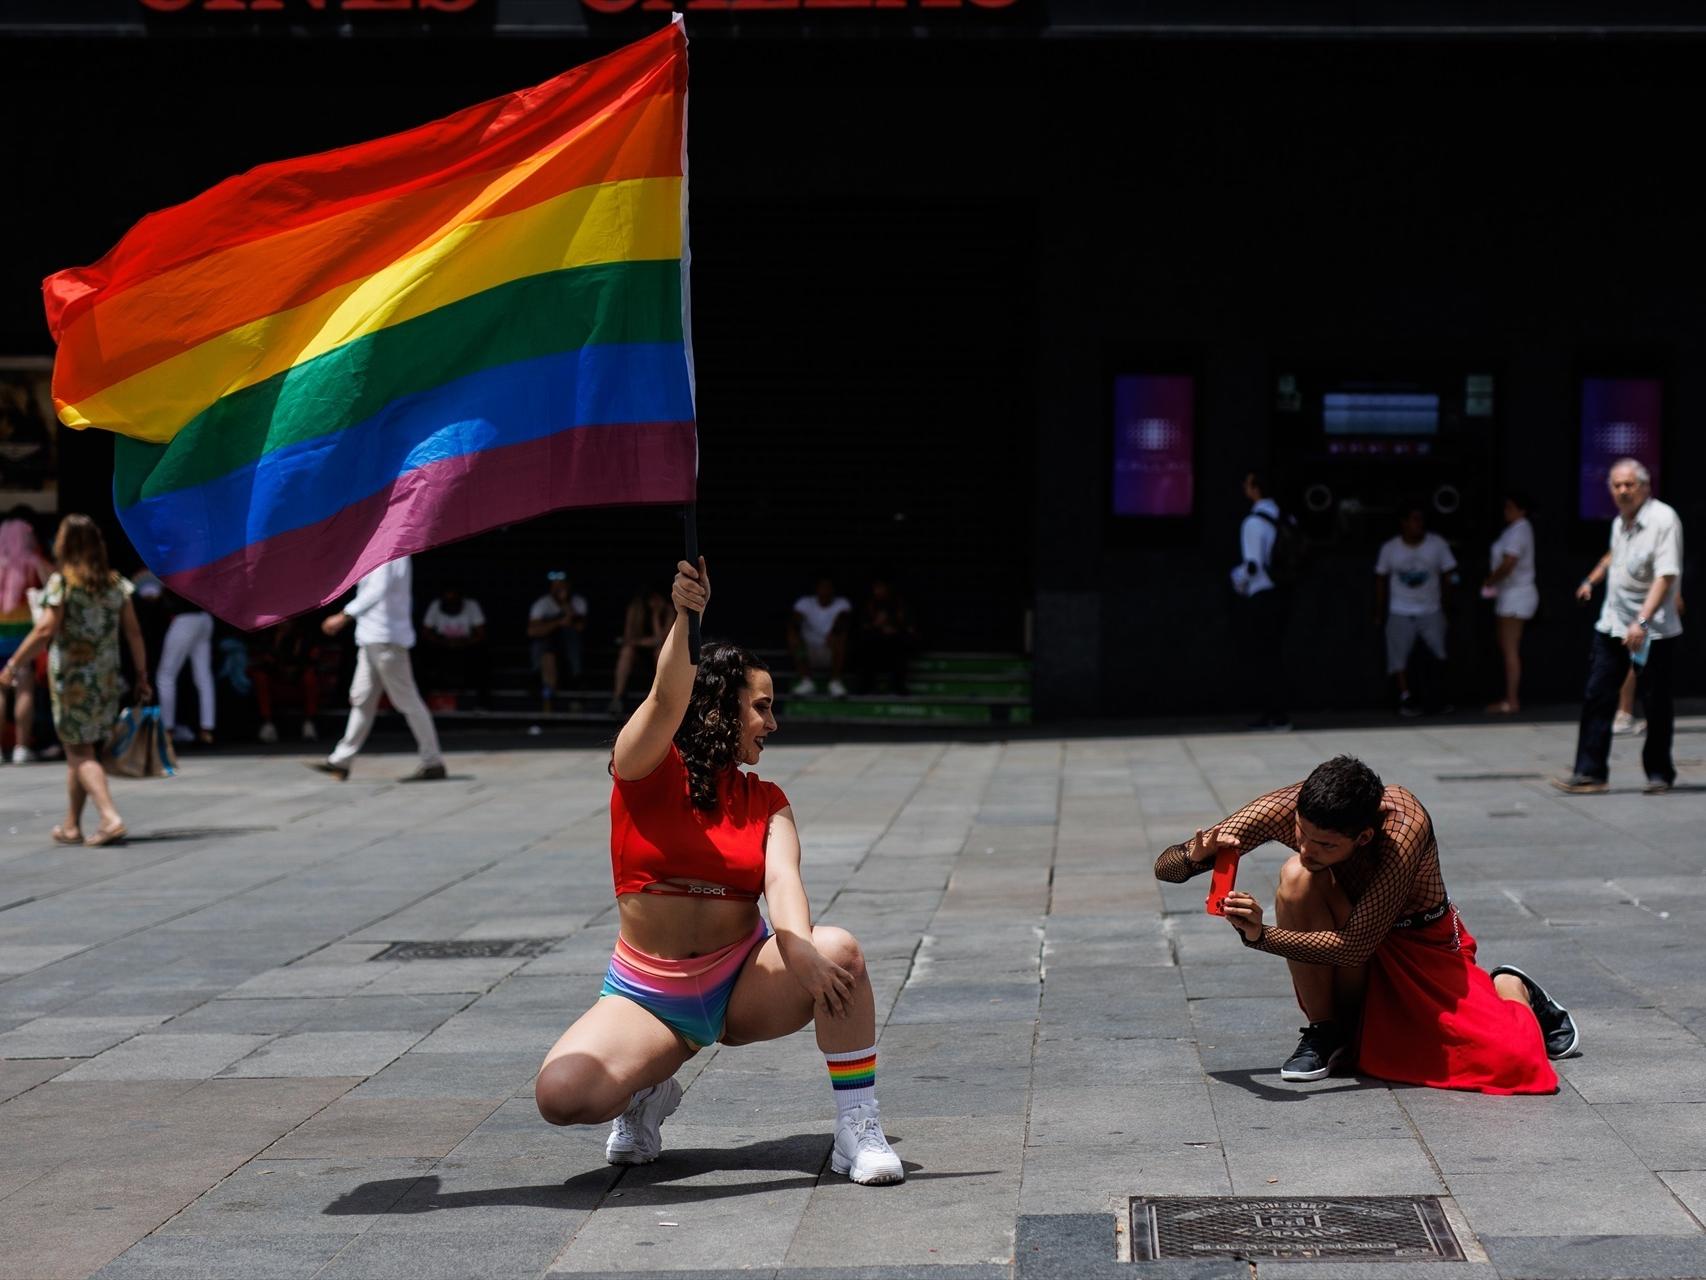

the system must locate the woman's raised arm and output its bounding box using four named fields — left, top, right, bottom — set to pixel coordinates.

left=612, top=558, right=709, bottom=781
